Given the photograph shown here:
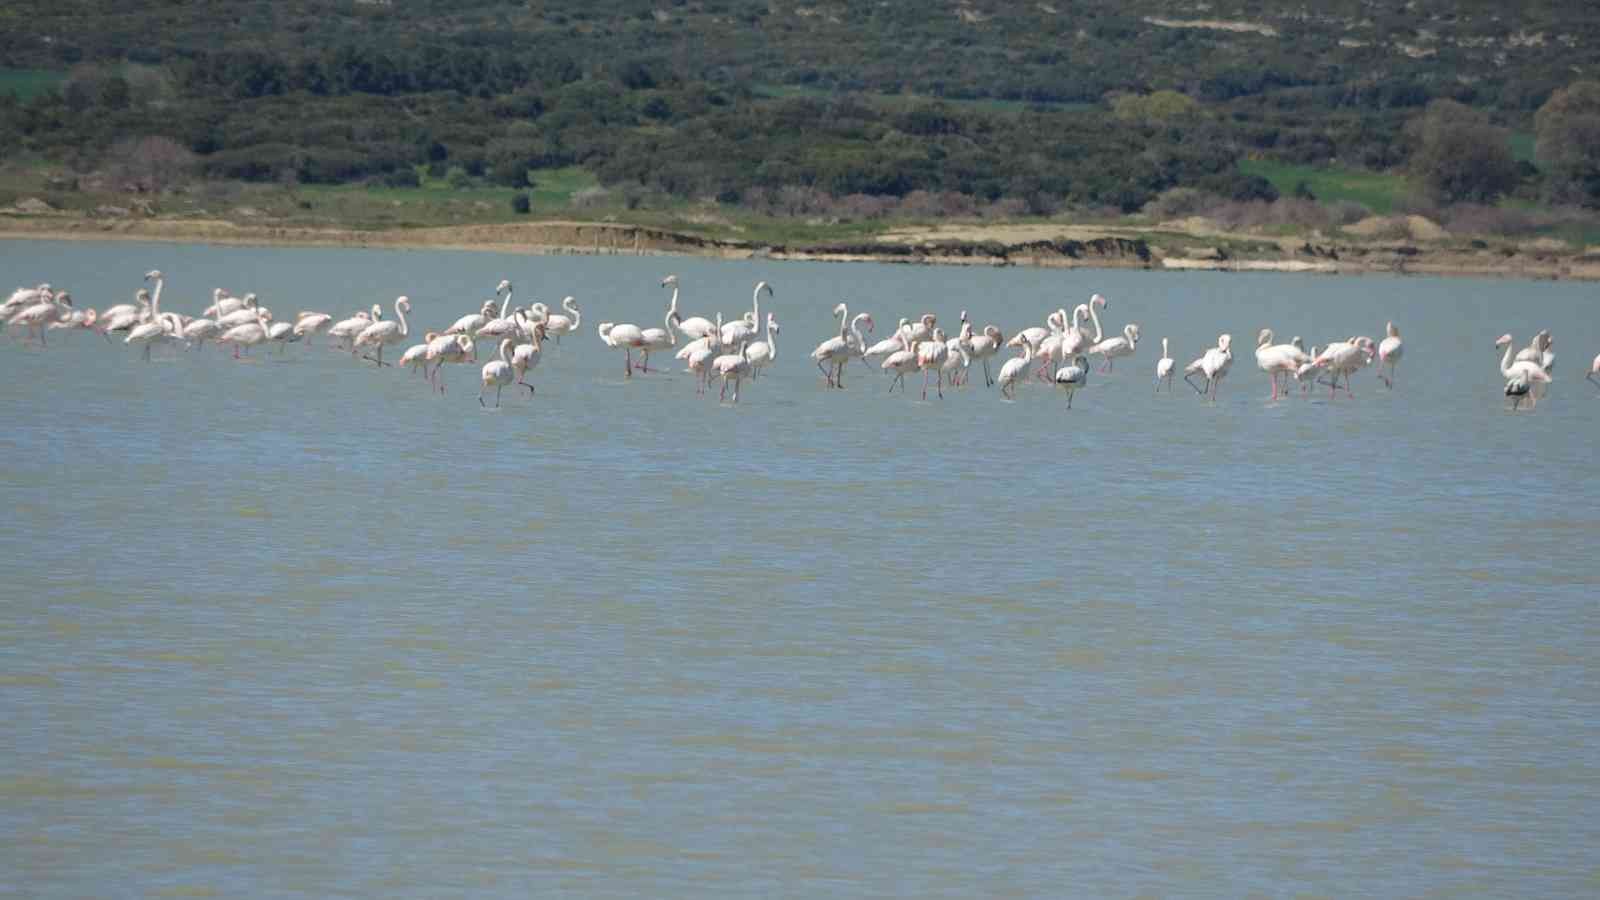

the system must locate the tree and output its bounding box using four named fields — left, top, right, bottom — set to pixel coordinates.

left=1406, top=101, right=1519, bottom=204
left=104, top=136, right=197, bottom=192
left=510, top=192, right=531, bottom=214
left=1535, top=81, right=1600, bottom=206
